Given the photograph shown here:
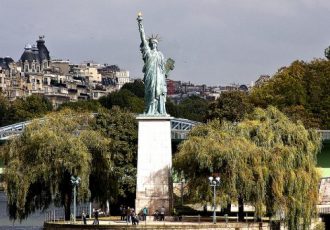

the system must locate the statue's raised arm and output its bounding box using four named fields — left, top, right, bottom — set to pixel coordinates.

left=137, top=12, right=148, bottom=47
